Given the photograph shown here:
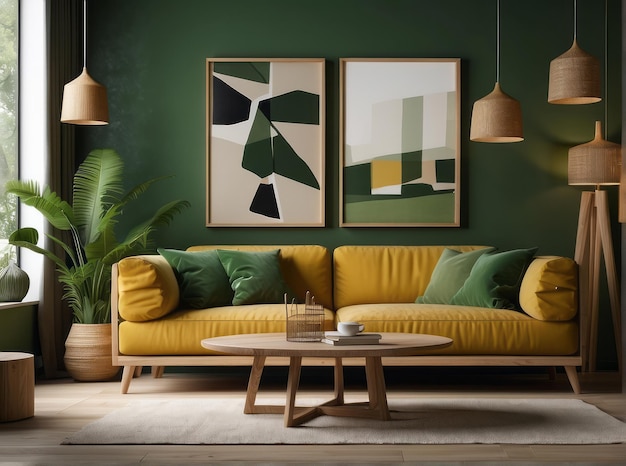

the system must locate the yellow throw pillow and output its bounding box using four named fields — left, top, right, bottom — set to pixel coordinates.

left=519, top=256, right=578, bottom=321
left=117, top=255, right=180, bottom=322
